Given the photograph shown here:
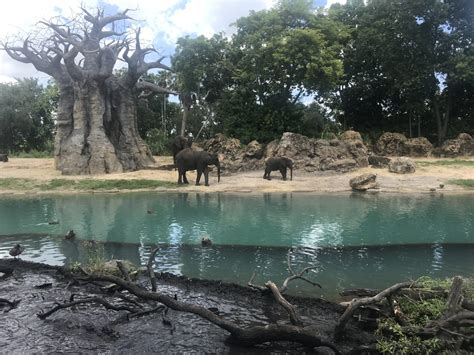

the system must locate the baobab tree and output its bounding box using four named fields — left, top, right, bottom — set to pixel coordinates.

left=2, top=8, right=175, bottom=174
